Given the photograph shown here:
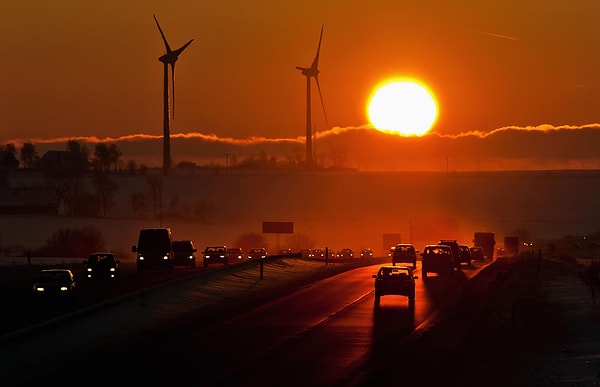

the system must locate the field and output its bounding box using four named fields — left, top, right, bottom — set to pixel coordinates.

left=2, top=169, right=600, bottom=261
